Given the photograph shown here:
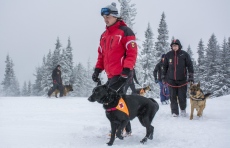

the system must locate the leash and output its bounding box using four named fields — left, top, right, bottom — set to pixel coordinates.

left=166, top=82, right=189, bottom=88
left=162, top=84, right=170, bottom=97
left=190, top=96, right=205, bottom=101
